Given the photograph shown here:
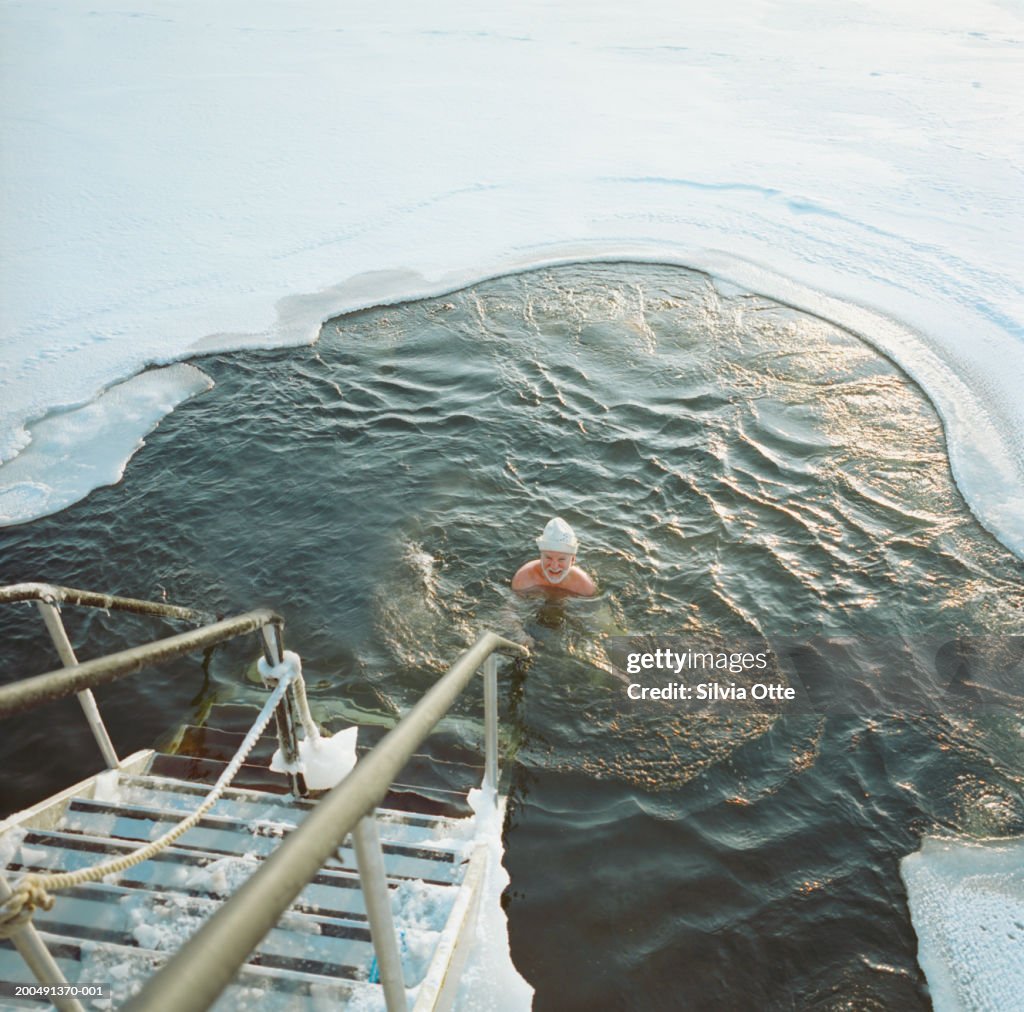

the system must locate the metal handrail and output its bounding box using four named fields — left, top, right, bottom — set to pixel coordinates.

left=1, top=583, right=221, bottom=770
left=1, top=584, right=298, bottom=791
left=0, top=586, right=292, bottom=1008
left=125, top=630, right=528, bottom=1012
left=0, top=609, right=282, bottom=719
left=0, top=582, right=206, bottom=622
